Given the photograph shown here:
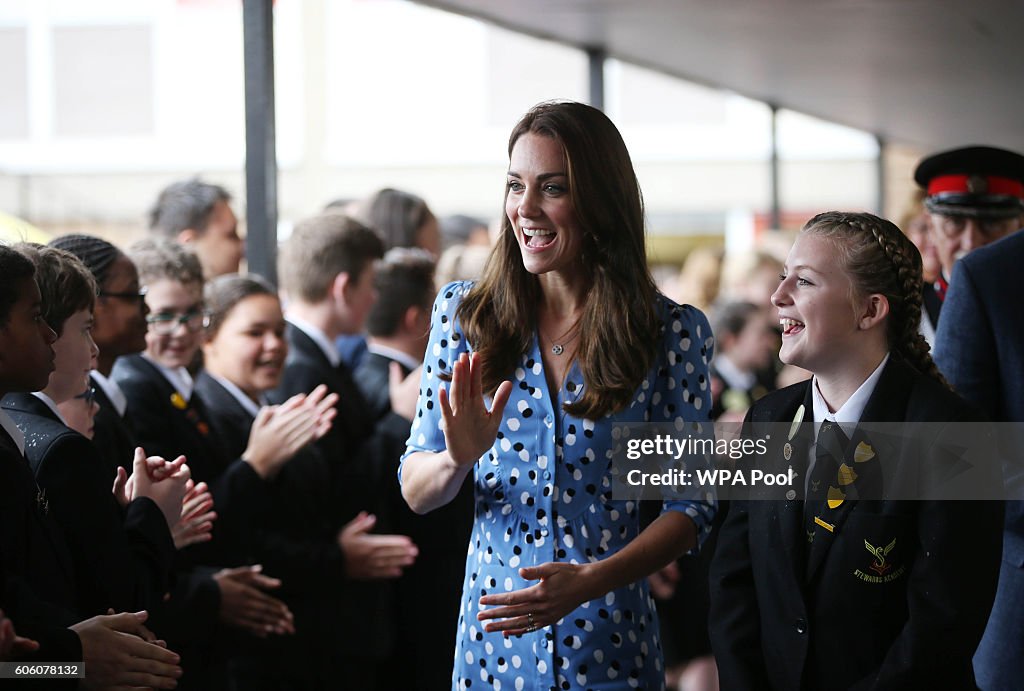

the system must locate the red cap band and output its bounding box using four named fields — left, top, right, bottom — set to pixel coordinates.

left=927, top=174, right=1024, bottom=199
